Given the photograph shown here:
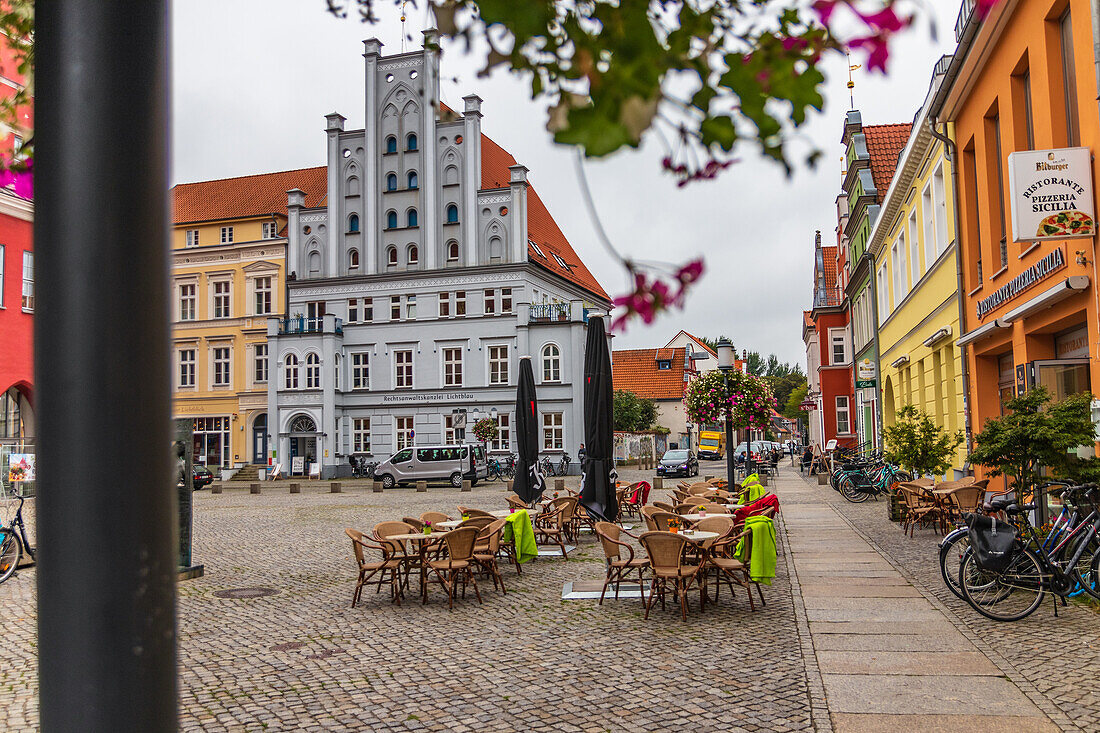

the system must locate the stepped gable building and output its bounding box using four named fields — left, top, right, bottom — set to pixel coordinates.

left=266, top=34, right=611, bottom=478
